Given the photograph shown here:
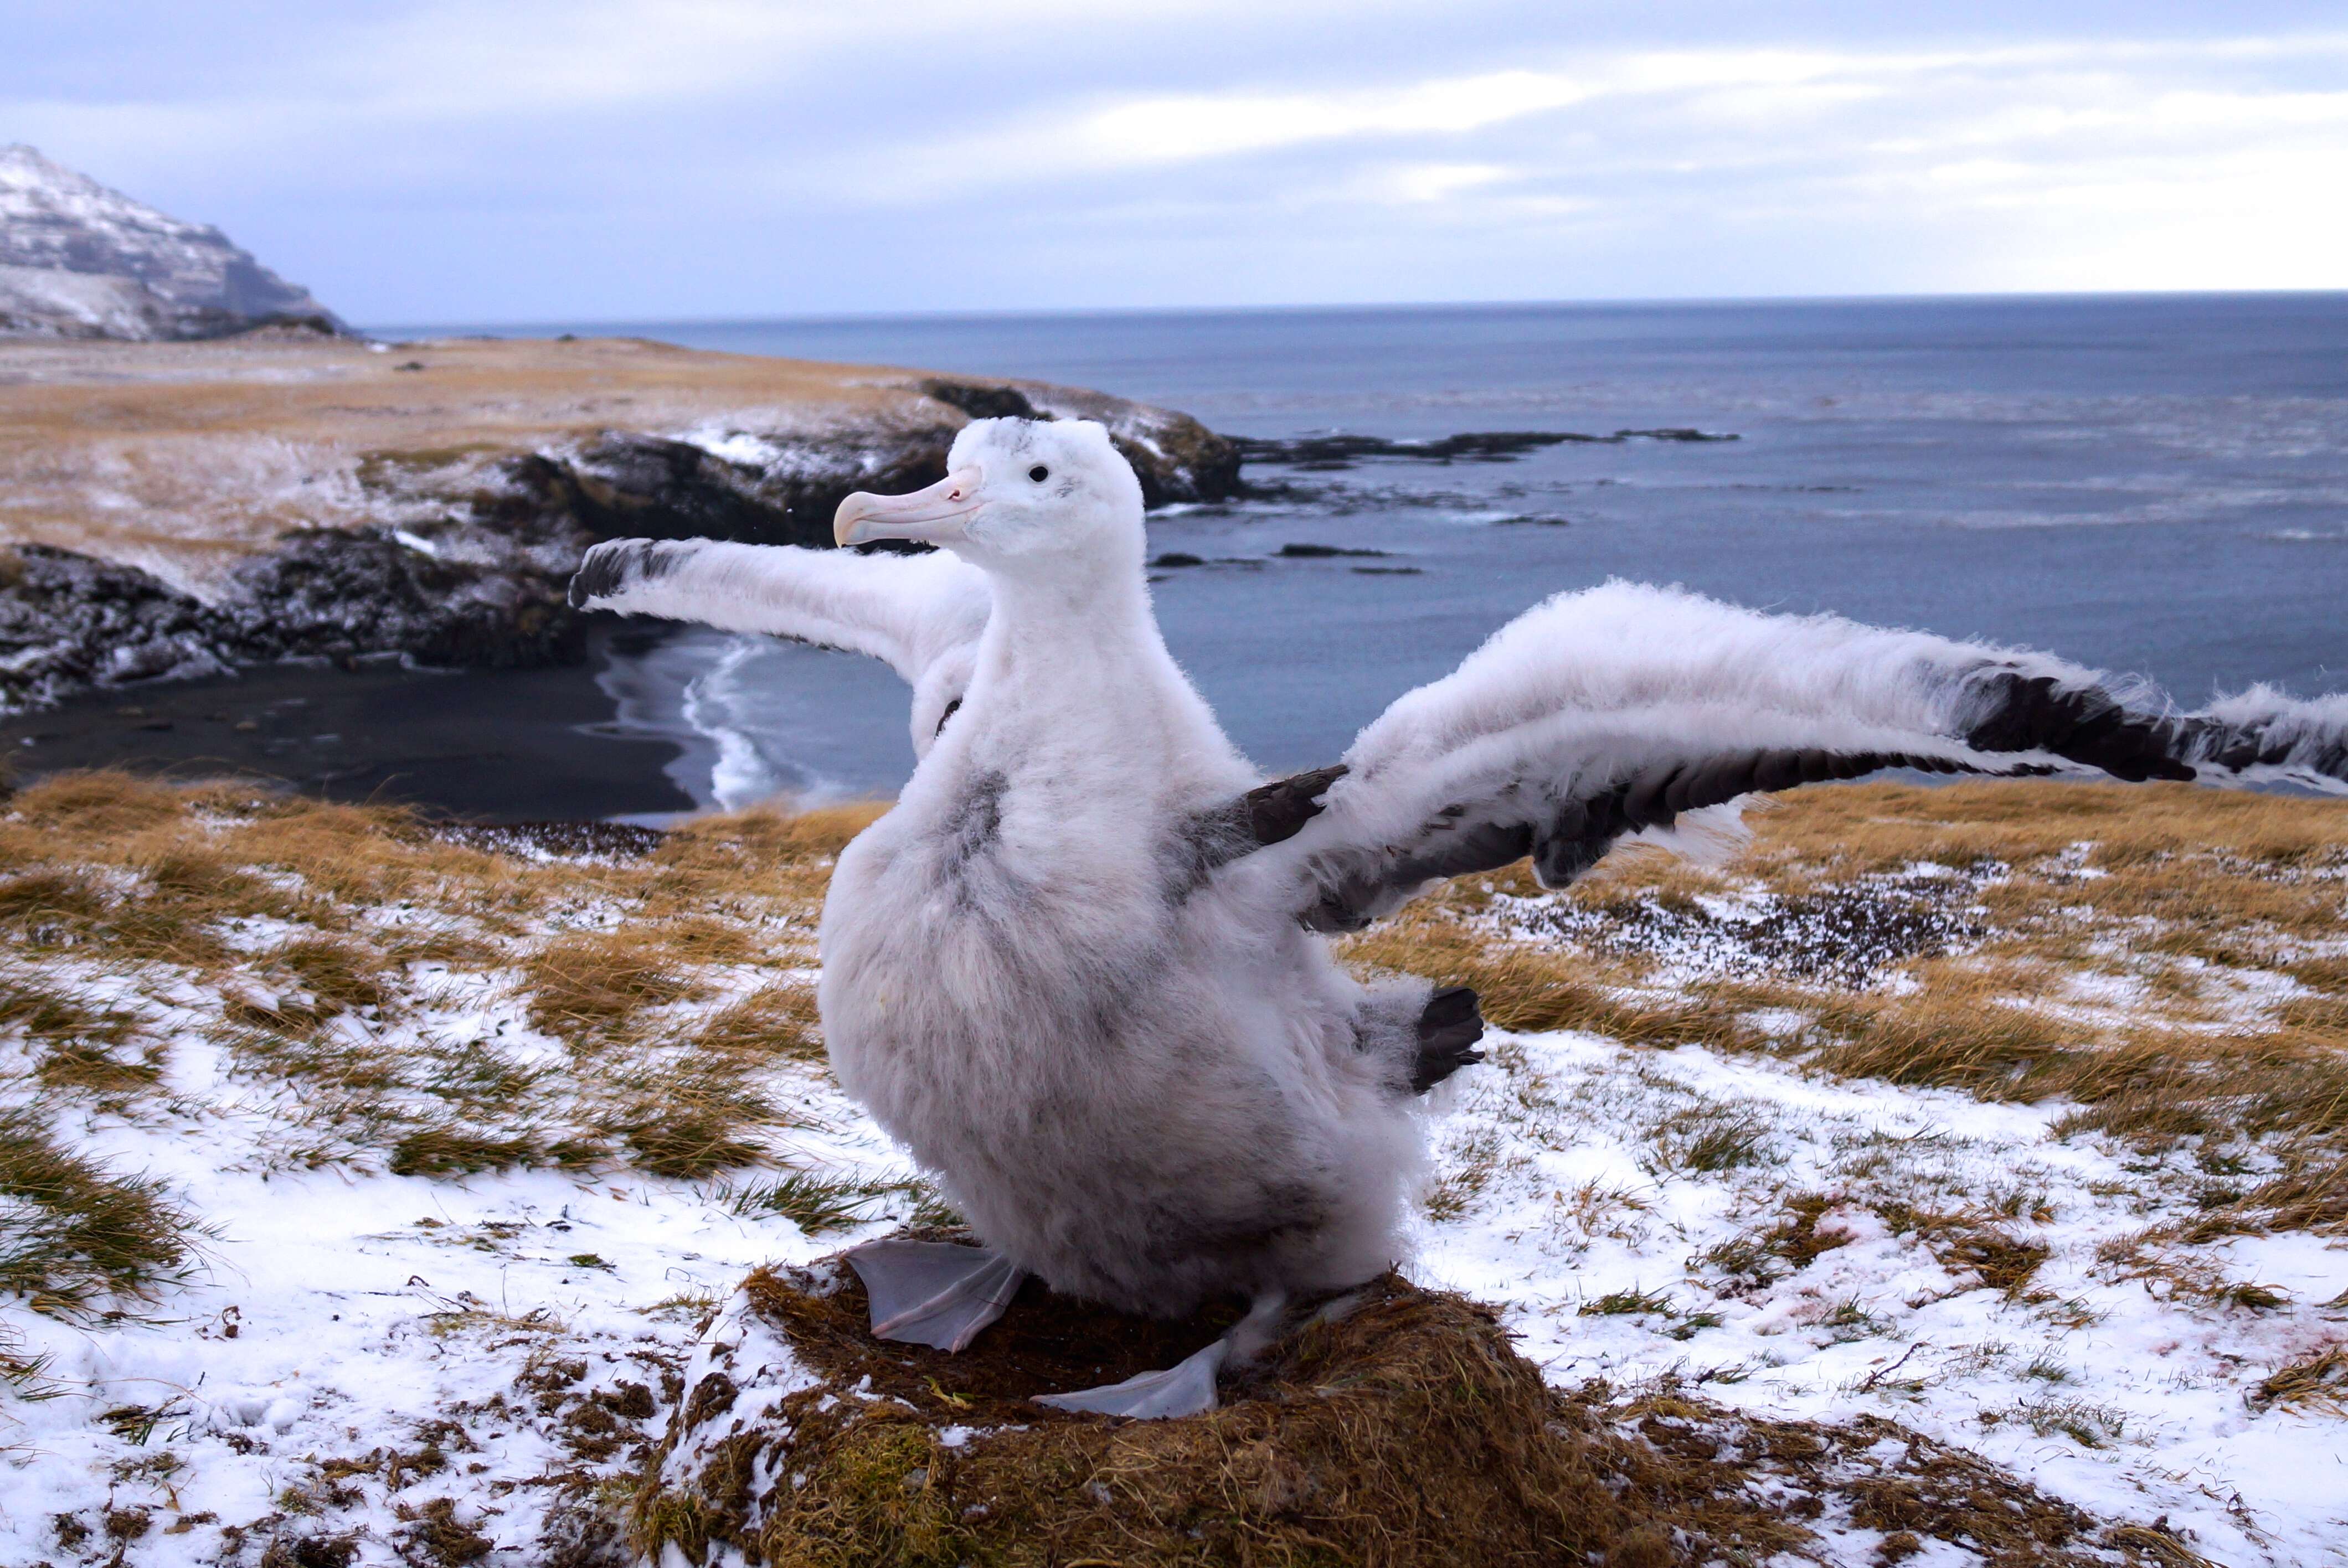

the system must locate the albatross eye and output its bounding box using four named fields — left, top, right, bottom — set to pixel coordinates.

left=1028, top=464, right=1050, bottom=483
